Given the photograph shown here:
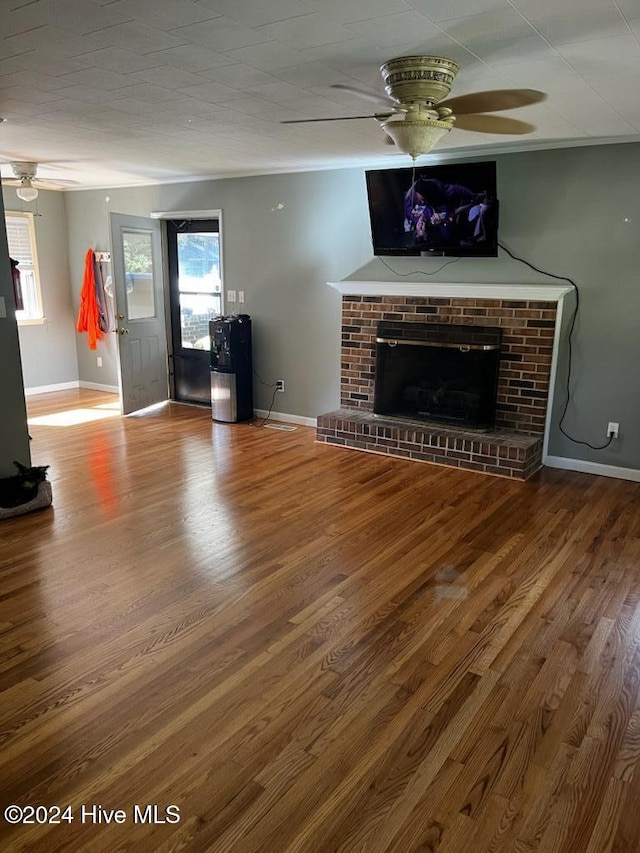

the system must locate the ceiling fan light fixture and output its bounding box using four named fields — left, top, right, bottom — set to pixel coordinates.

left=381, top=118, right=452, bottom=159
left=16, top=180, right=39, bottom=202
